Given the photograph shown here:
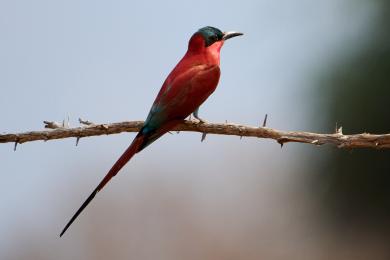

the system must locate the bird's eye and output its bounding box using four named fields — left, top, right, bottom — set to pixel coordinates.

left=205, top=34, right=219, bottom=47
